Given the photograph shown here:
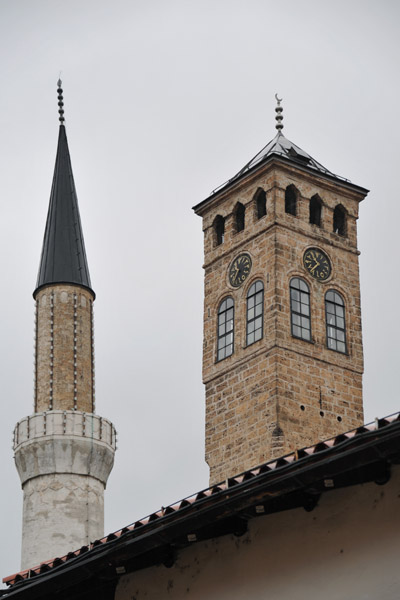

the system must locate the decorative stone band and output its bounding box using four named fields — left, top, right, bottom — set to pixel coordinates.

left=13, top=411, right=116, bottom=487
